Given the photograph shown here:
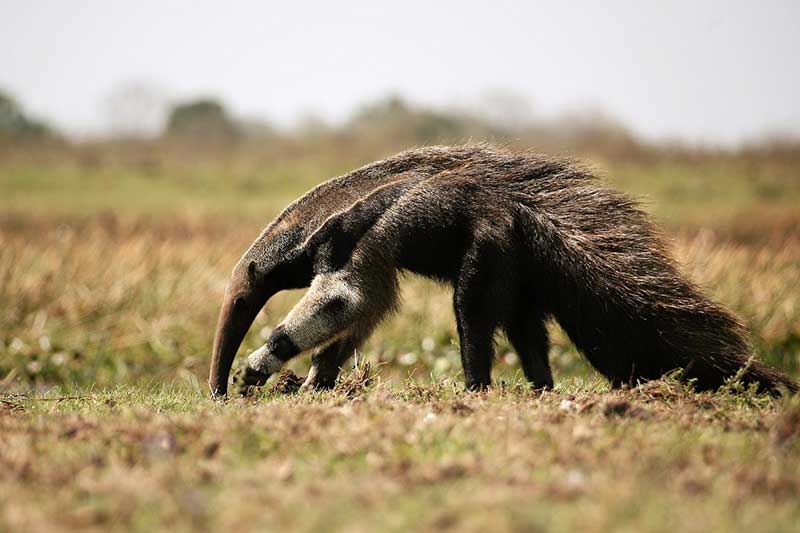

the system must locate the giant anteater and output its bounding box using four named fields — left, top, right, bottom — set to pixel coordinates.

left=209, top=145, right=797, bottom=397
